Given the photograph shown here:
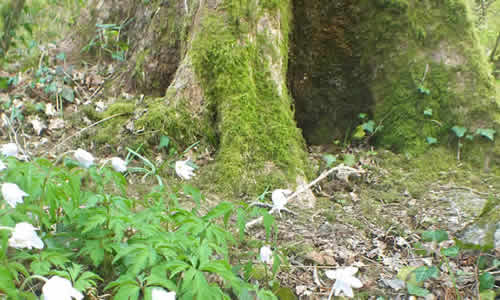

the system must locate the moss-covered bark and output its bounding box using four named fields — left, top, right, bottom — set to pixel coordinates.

left=78, top=0, right=499, bottom=195
left=80, top=0, right=310, bottom=195
left=289, top=0, right=499, bottom=161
